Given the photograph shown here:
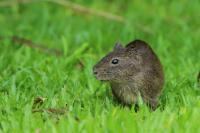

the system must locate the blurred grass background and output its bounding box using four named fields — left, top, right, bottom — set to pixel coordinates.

left=0, top=0, right=200, bottom=132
